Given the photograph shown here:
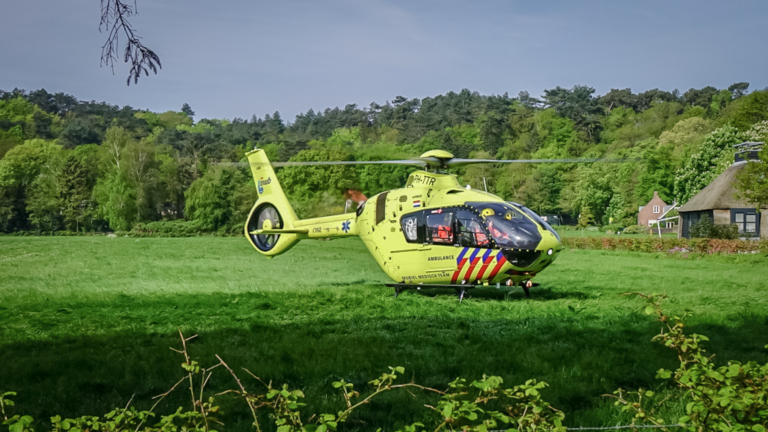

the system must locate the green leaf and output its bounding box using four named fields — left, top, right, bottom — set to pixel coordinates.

left=644, top=305, right=656, bottom=315
left=441, top=404, right=453, bottom=419
left=395, top=366, right=405, bottom=374
left=645, top=391, right=654, bottom=397
left=707, top=370, right=724, bottom=381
